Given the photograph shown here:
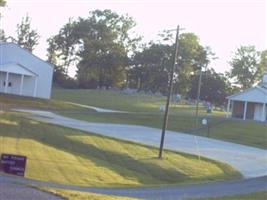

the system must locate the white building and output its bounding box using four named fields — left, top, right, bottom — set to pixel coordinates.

left=226, top=73, right=267, bottom=122
left=0, top=42, right=54, bottom=99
